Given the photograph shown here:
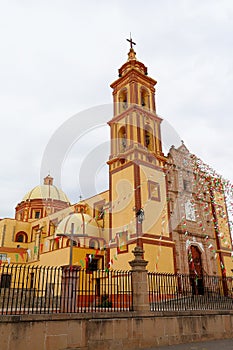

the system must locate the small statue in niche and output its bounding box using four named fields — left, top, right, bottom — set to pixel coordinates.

left=121, top=132, right=127, bottom=150
left=123, top=99, right=128, bottom=110
left=145, top=132, right=150, bottom=147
